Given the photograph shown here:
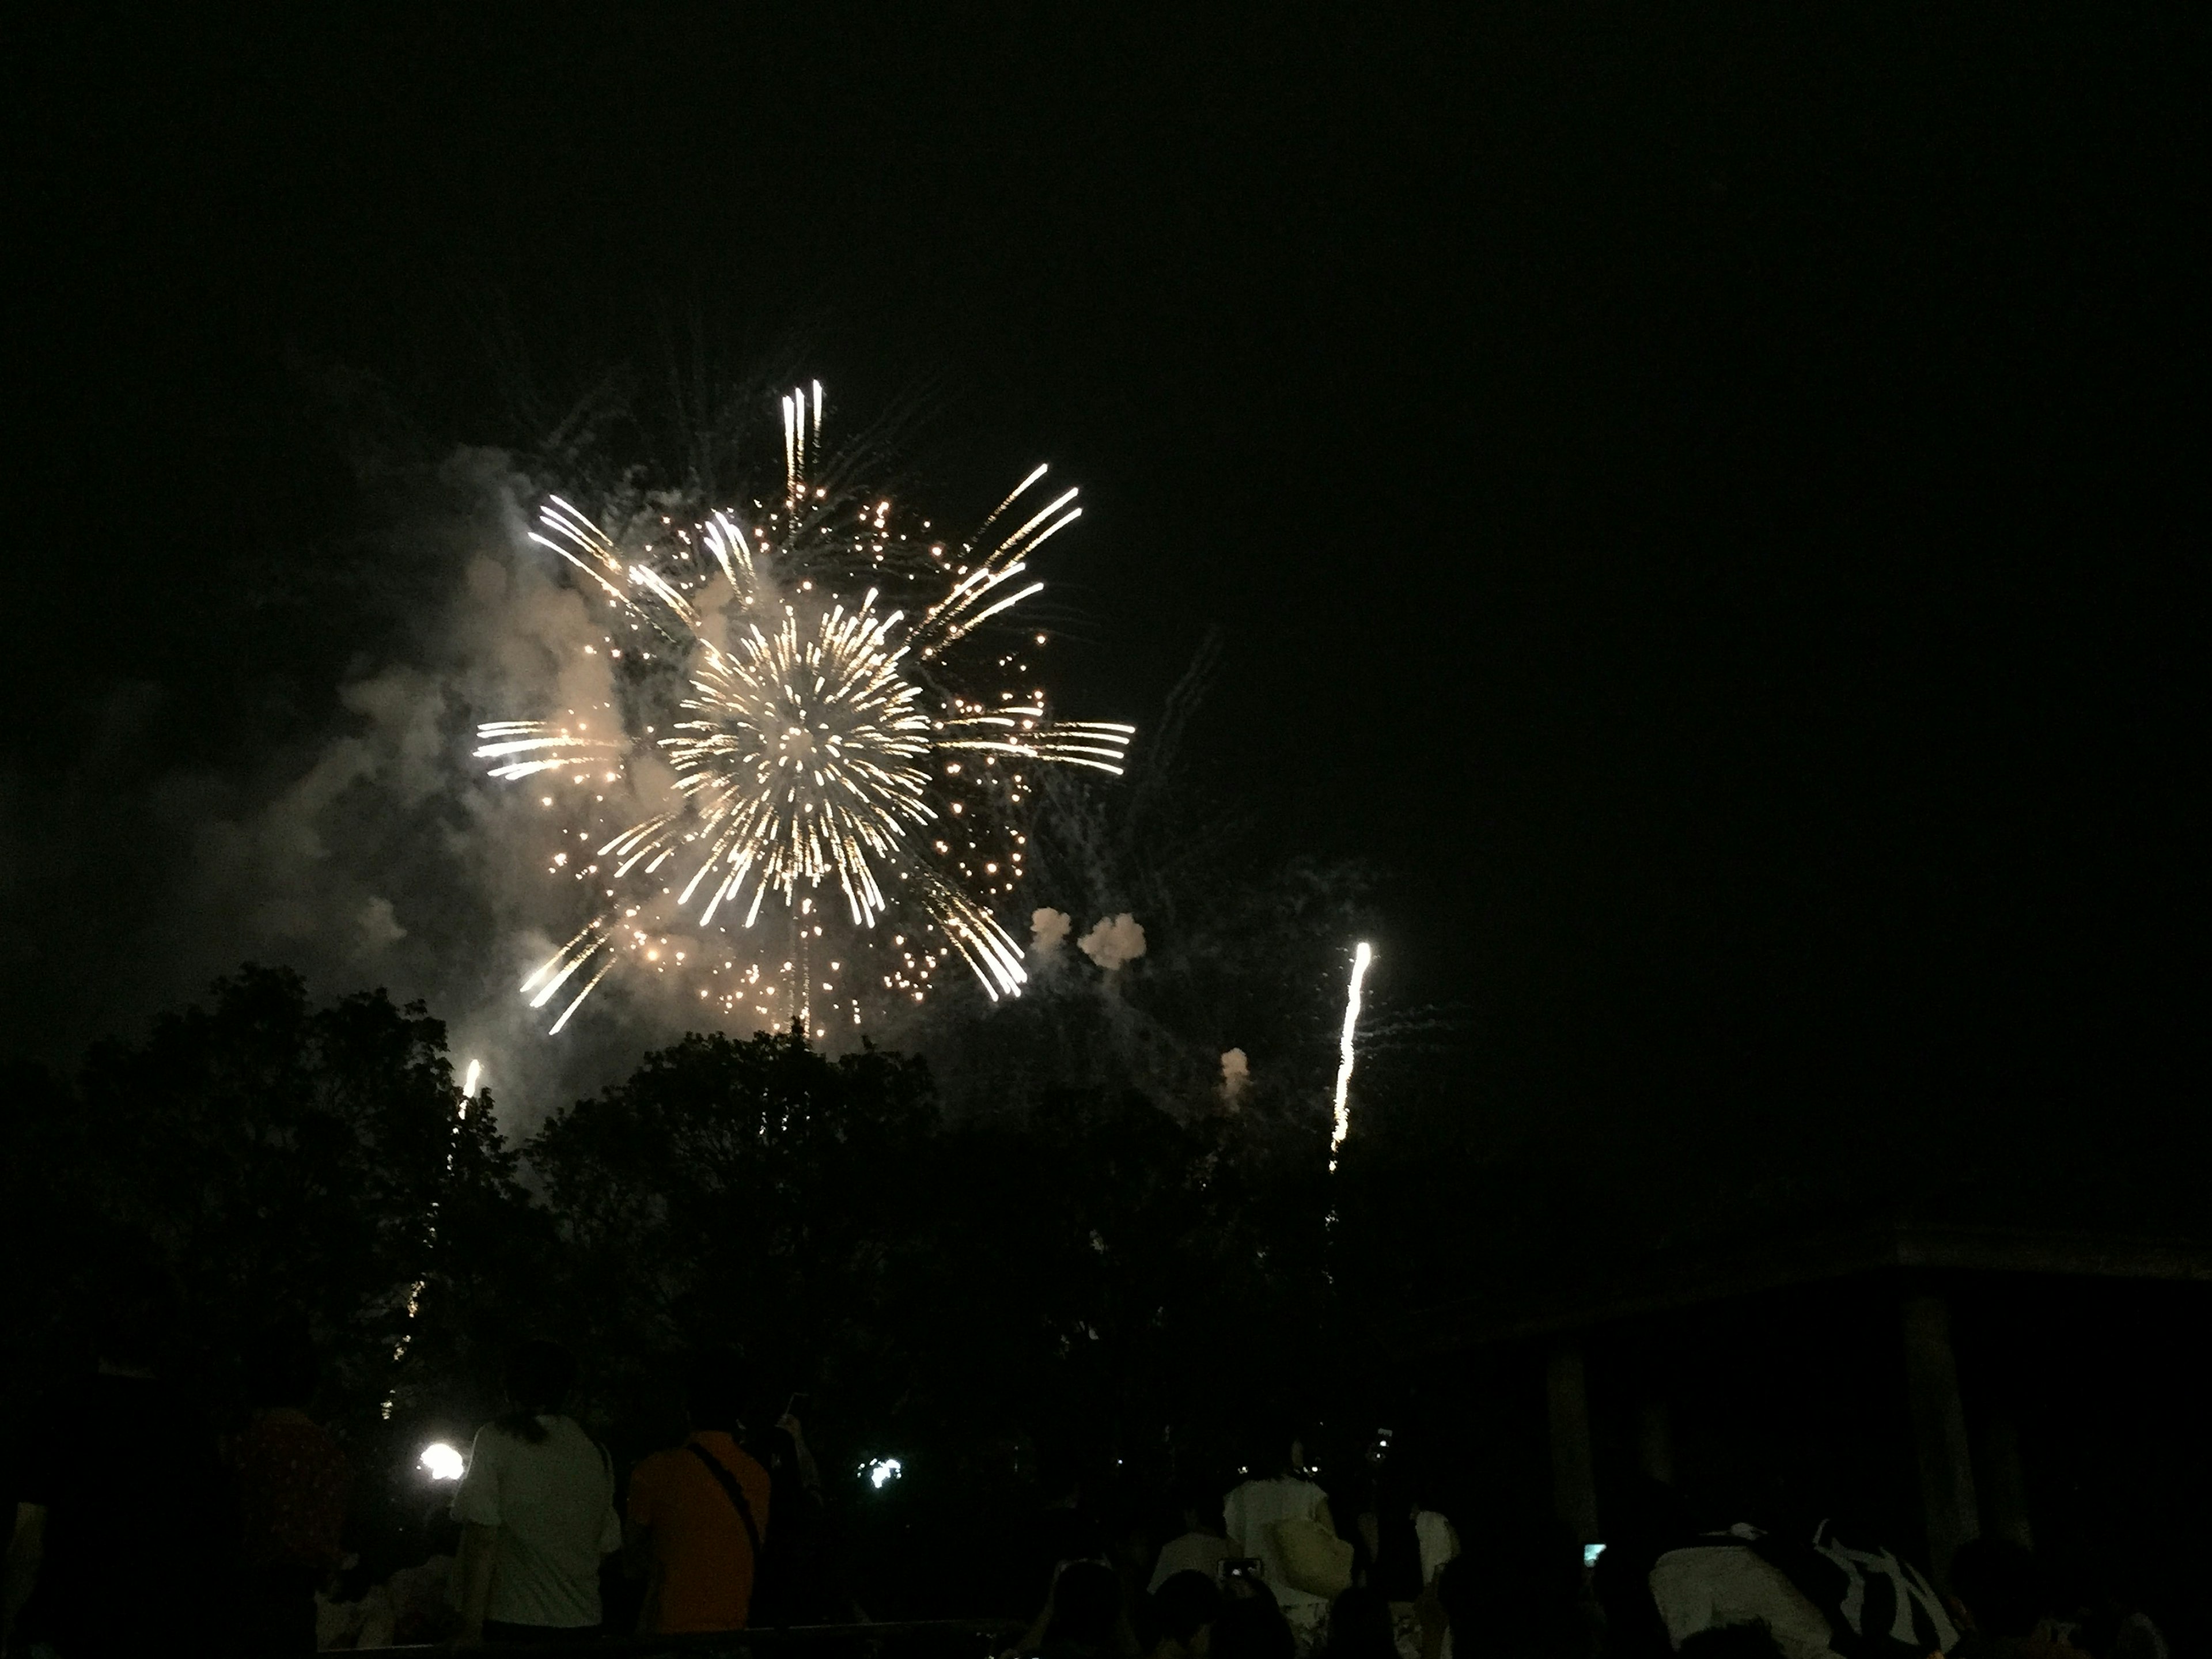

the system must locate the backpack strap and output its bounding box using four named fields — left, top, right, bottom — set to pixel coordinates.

left=687, top=1441, right=764, bottom=1565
